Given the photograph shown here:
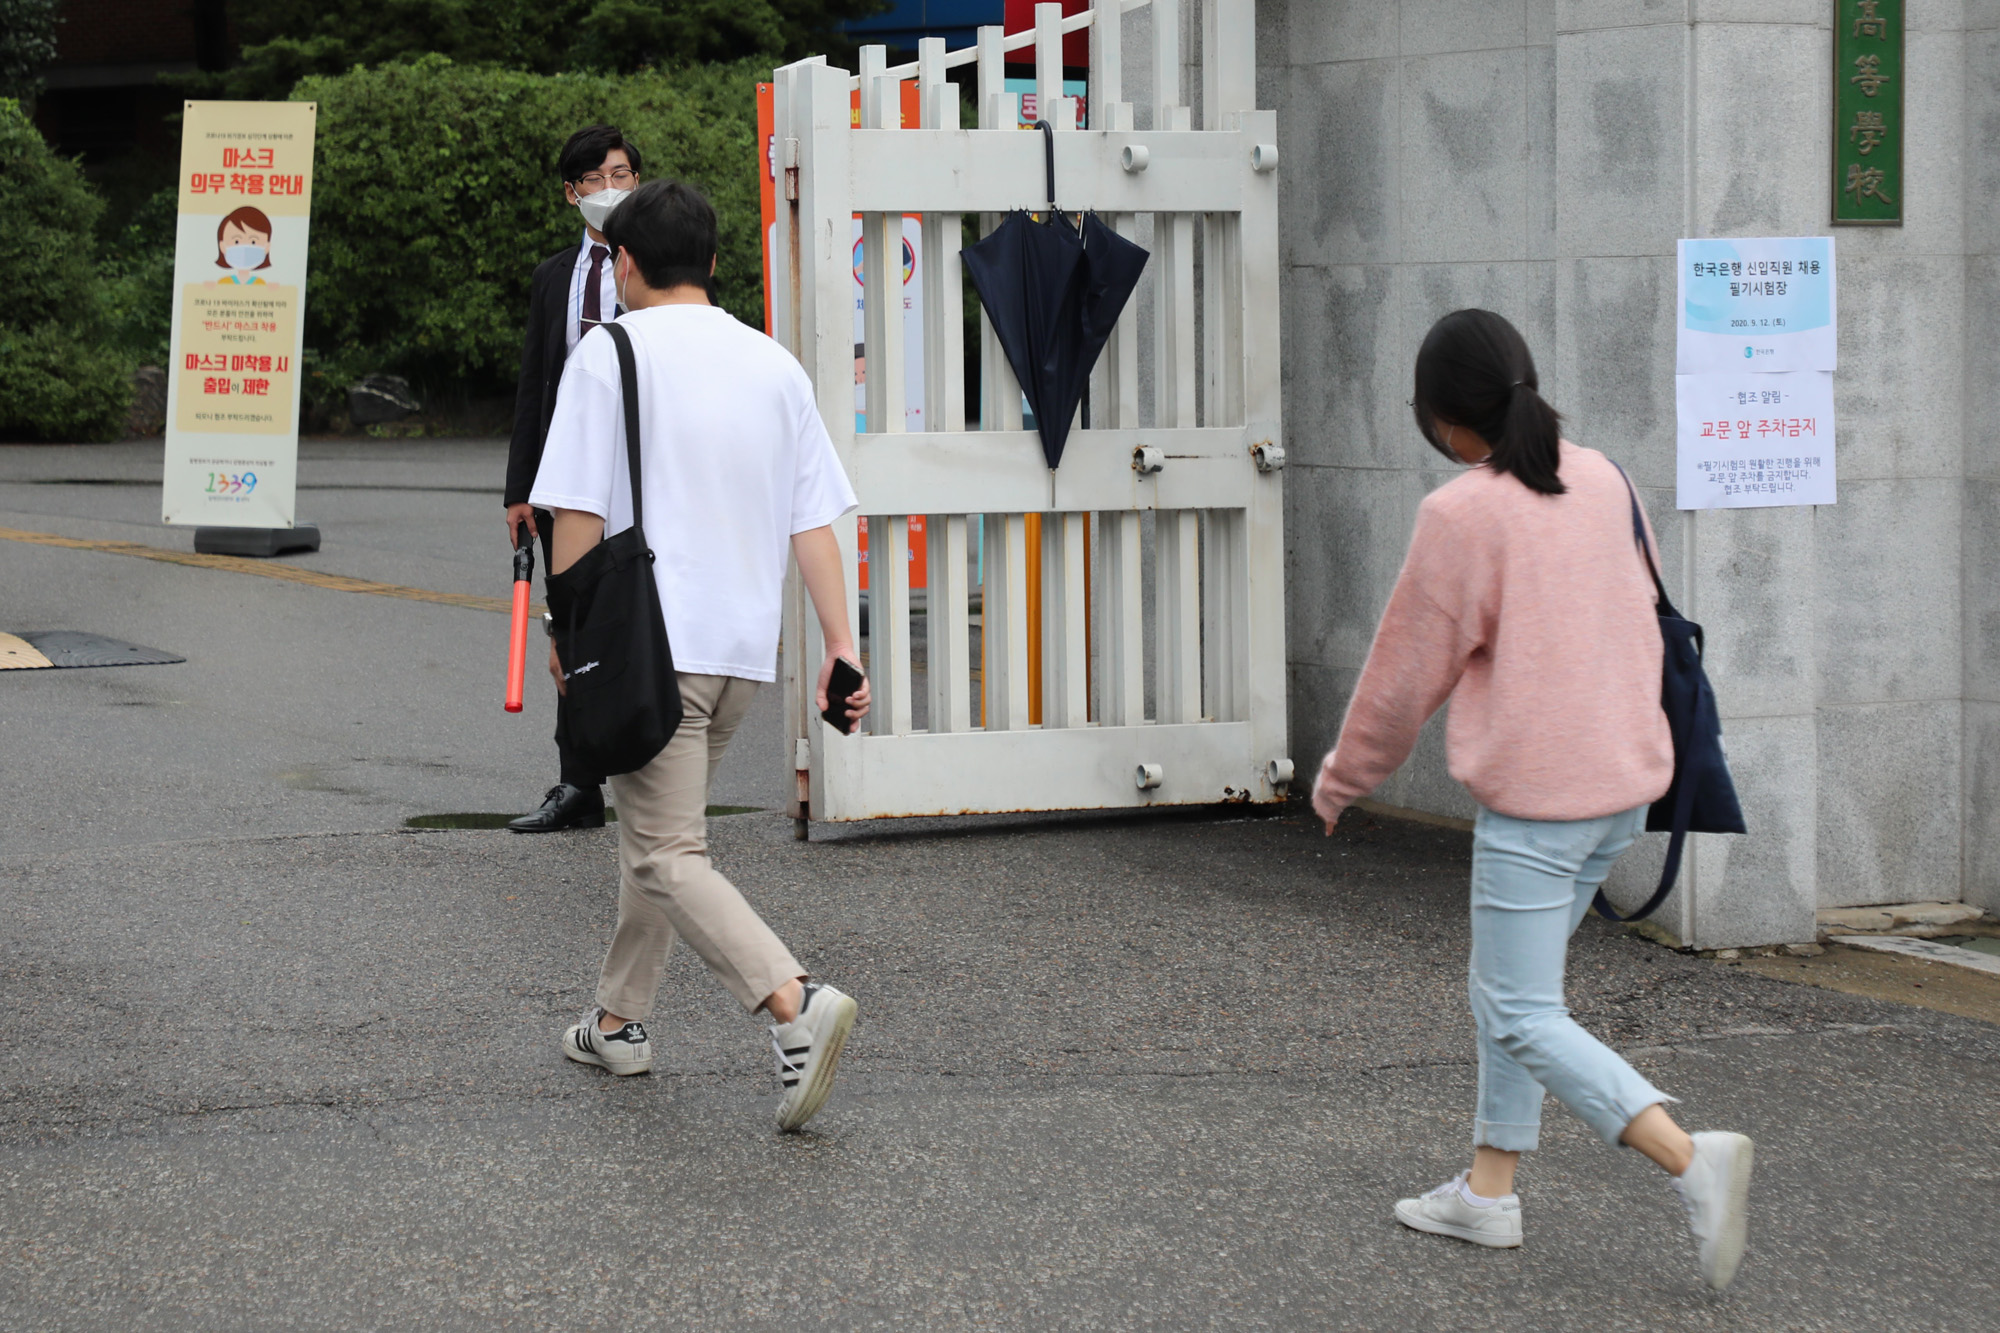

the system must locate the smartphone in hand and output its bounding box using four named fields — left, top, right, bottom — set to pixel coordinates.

left=820, top=657, right=866, bottom=735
